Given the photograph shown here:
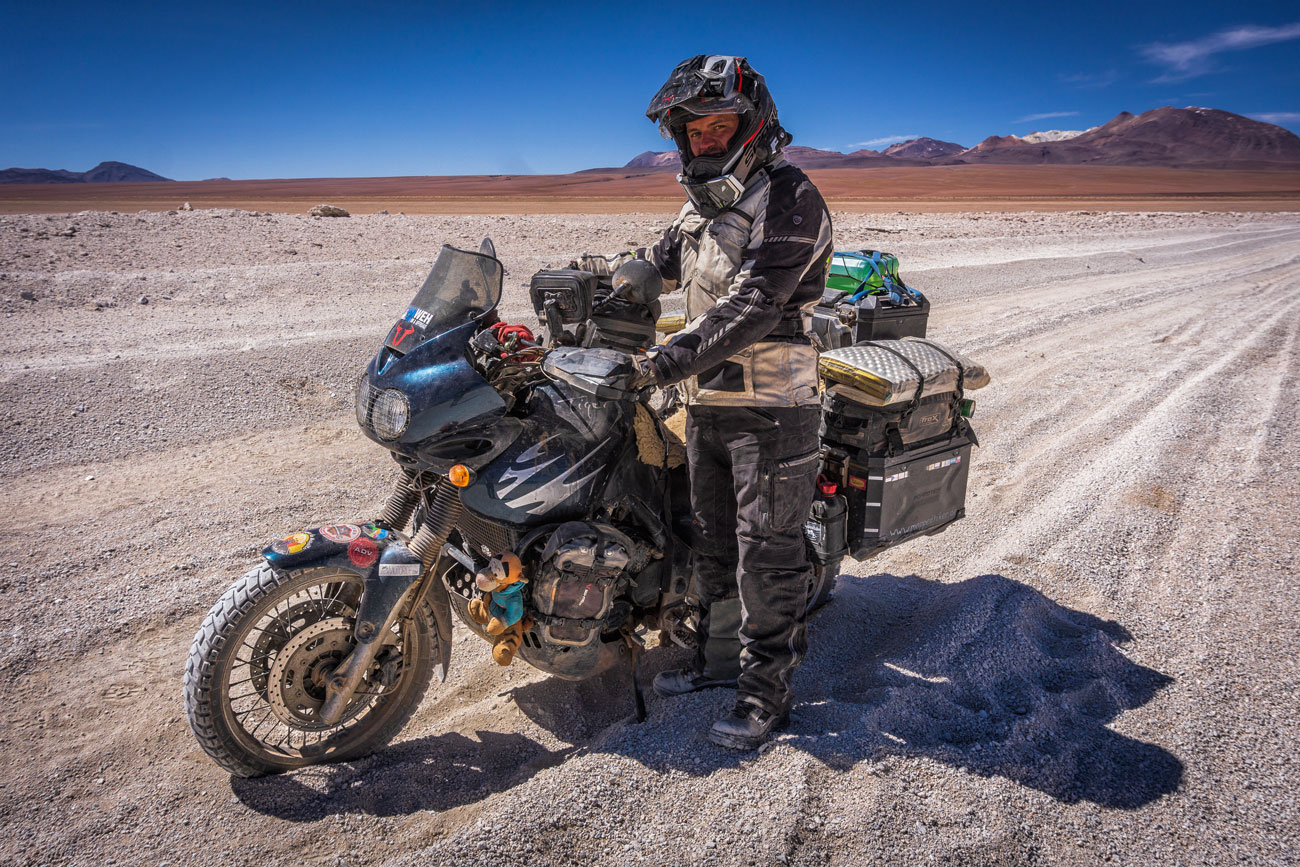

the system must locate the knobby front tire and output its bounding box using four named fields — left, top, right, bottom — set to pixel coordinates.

left=183, top=563, right=437, bottom=778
